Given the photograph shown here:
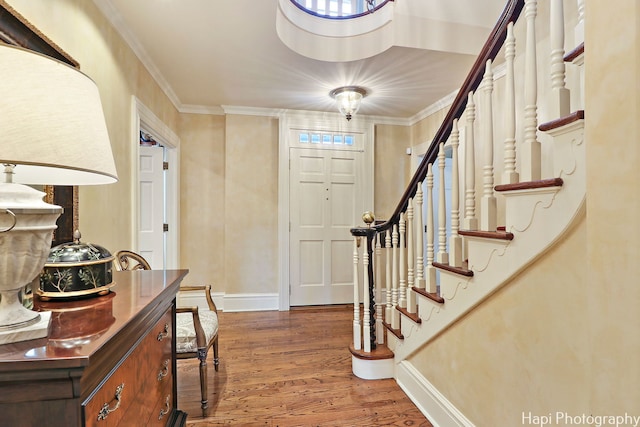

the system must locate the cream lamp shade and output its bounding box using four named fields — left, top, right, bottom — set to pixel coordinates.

left=0, top=44, right=117, bottom=185
left=0, top=44, right=118, bottom=345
